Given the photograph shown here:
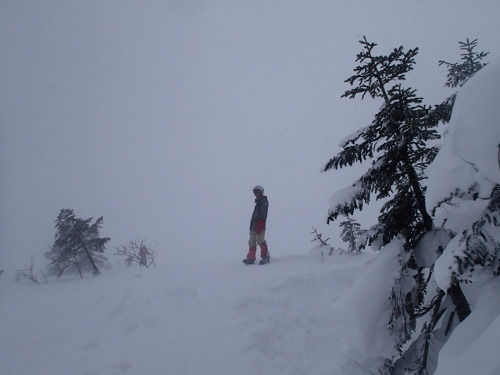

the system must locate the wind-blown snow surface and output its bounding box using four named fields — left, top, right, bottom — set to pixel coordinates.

left=0, top=251, right=379, bottom=375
